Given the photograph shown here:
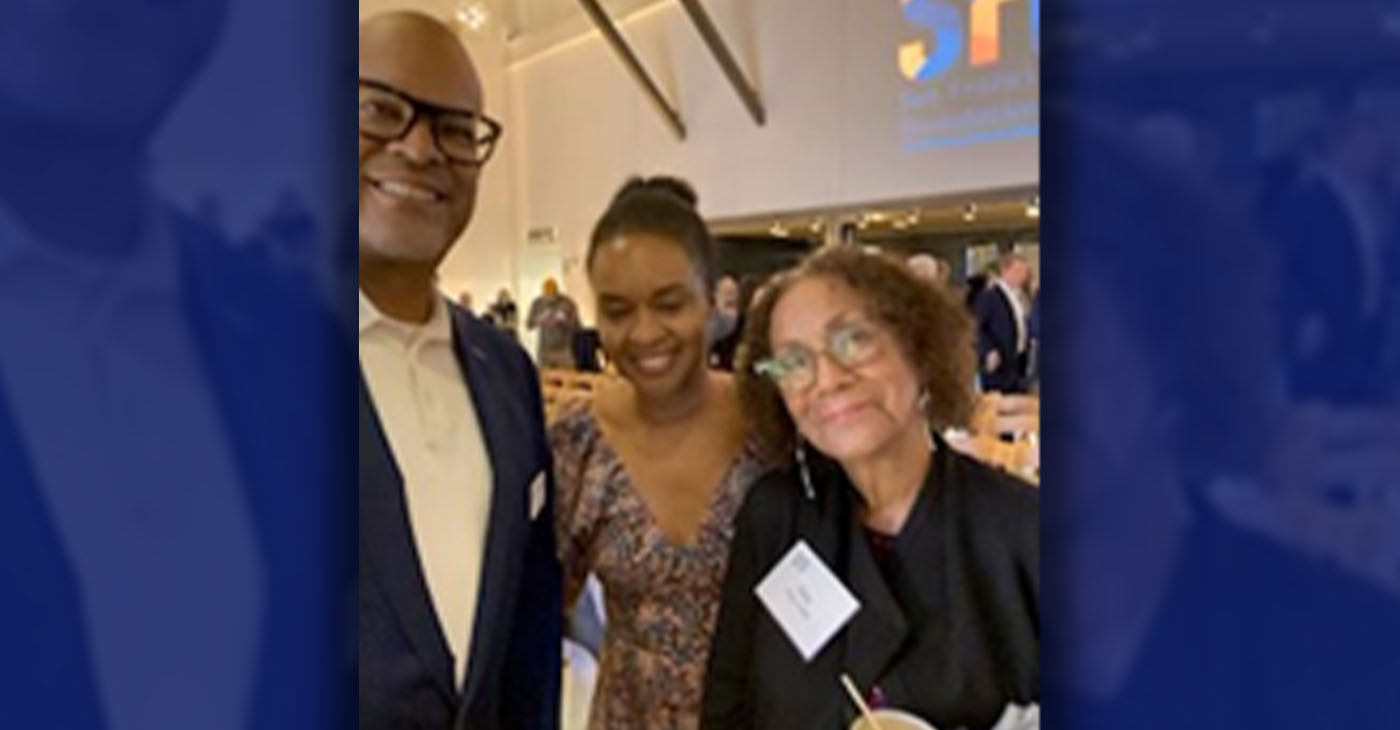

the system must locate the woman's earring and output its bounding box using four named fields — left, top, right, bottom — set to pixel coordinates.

left=918, top=388, right=936, bottom=450
left=795, top=440, right=816, bottom=501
